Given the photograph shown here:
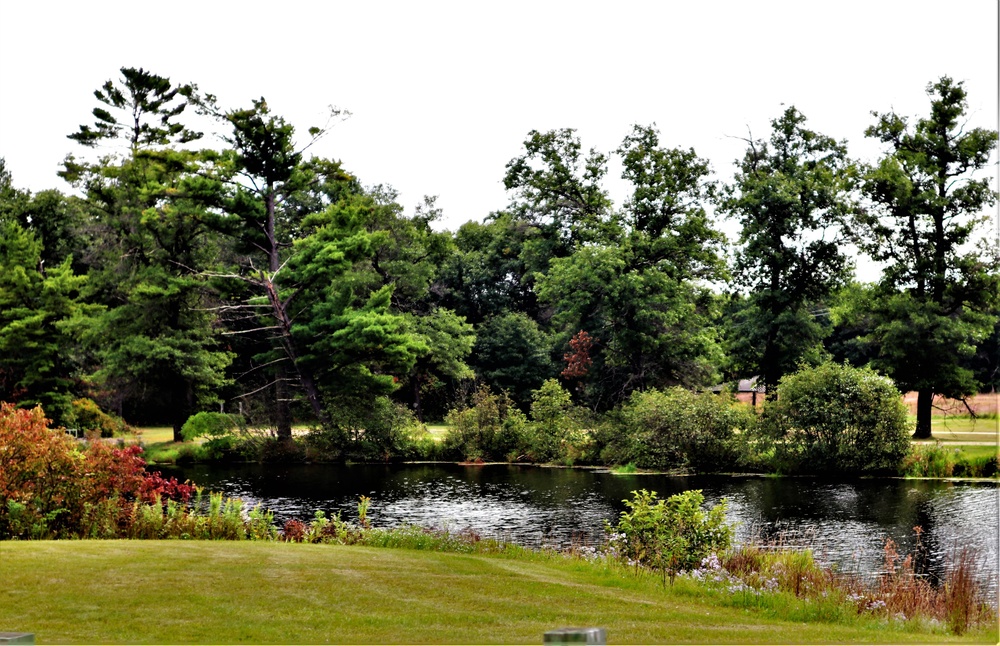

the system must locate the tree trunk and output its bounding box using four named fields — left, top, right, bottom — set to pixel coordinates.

left=913, top=388, right=933, bottom=439
left=413, top=375, right=423, bottom=424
